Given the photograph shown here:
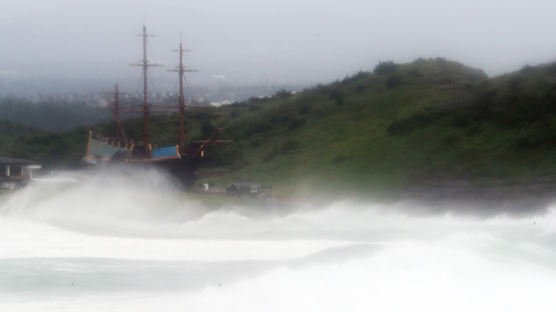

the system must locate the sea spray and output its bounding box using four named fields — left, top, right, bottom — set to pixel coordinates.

left=0, top=168, right=555, bottom=311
